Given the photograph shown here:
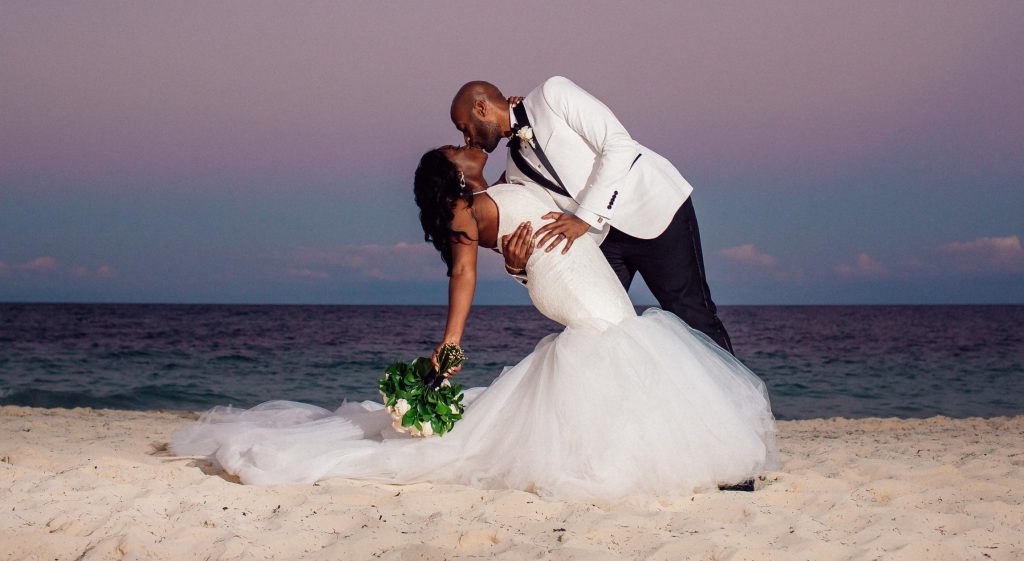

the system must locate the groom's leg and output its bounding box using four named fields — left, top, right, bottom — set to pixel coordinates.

left=599, top=227, right=639, bottom=291
left=634, top=198, right=735, bottom=354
